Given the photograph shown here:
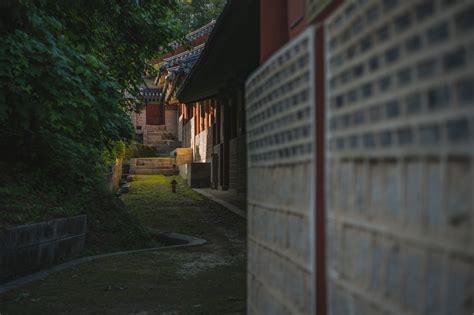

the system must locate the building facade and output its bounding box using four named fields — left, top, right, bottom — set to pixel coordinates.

left=177, top=0, right=259, bottom=196
left=154, top=0, right=474, bottom=313
left=129, top=21, right=215, bottom=153
left=324, top=1, right=474, bottom=314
